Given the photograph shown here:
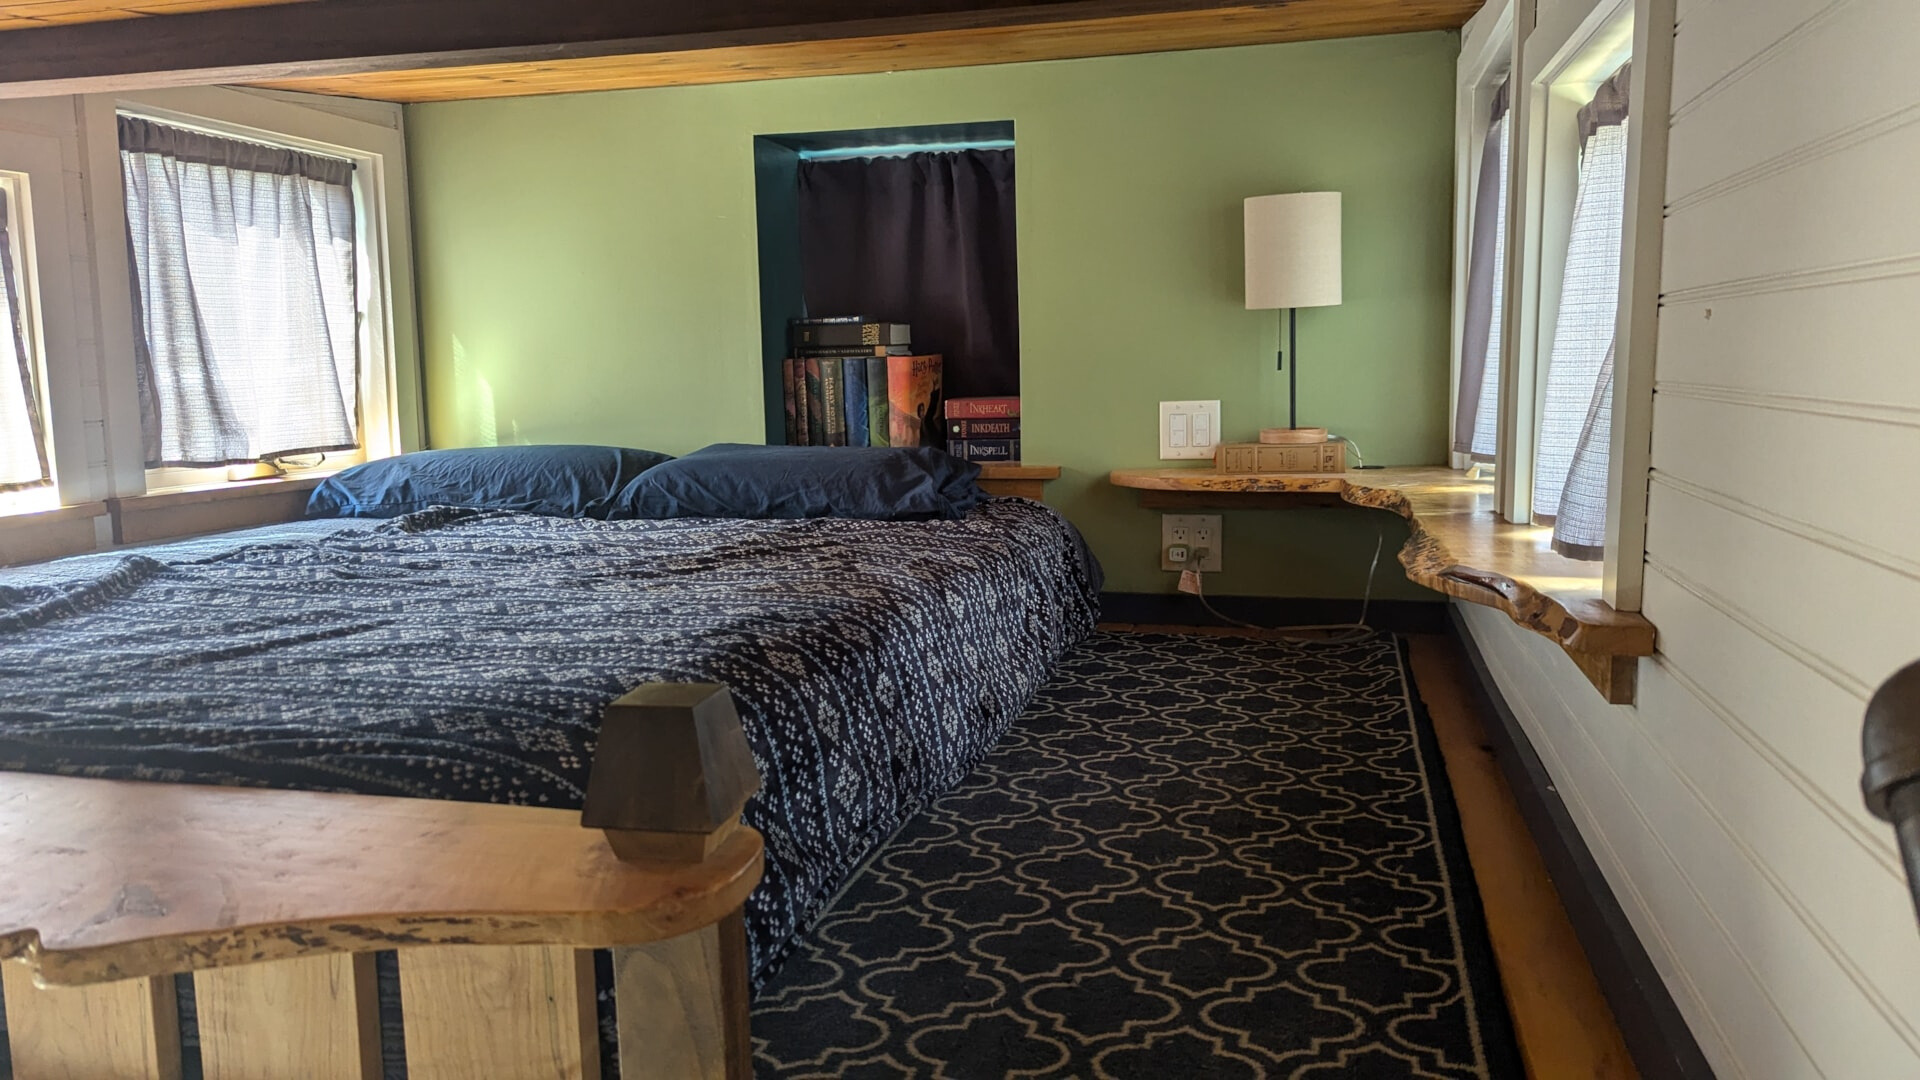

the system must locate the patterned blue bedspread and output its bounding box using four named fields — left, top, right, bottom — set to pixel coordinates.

left=0, top=499, right=1101, bottom=984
